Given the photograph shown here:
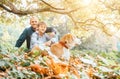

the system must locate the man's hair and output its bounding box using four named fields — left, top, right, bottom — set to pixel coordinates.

left=30, top=16, right=39, bottom=21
